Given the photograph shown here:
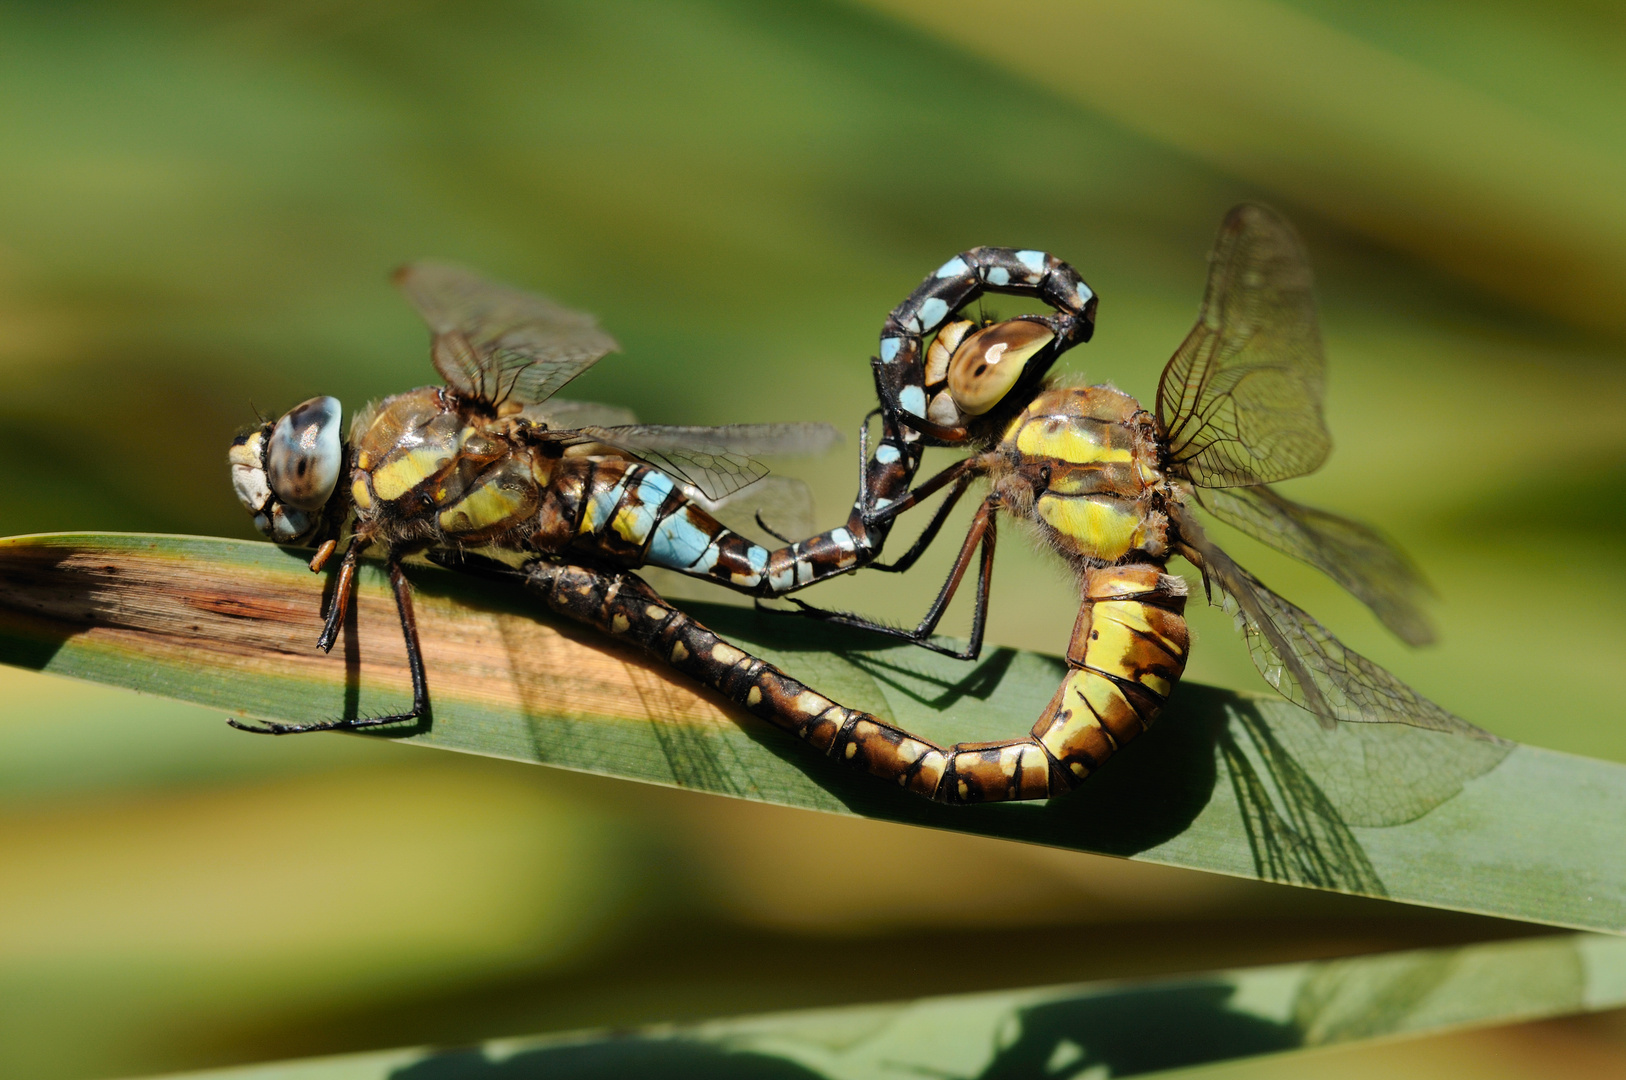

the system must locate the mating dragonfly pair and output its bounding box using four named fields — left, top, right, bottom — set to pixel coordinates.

left=228, top=205, right=1496, bottom=804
